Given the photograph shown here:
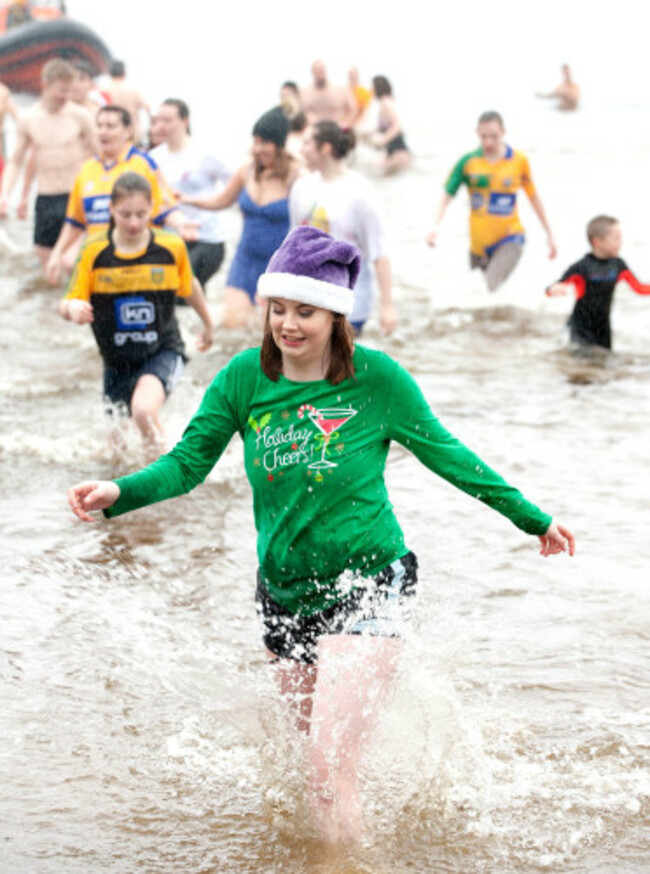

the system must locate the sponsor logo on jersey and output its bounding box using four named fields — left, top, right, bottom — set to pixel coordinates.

left=83, top=194, right=111, bottom=225
left=115, top=295, right=155, bottom=331
left=470, top=192, right=485, bottom=211
left=150, top=267, right=165, bottom=285
left=487, top=192, right=516, bottom=216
